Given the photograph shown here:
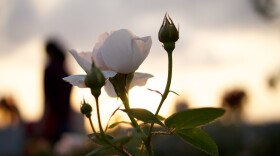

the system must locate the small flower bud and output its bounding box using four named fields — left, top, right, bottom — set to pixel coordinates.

left=80, top=99, right=92, bottom=118
left=84, top=62, right=105, bottom=98
left=158, top=13, right=179, bottom=52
